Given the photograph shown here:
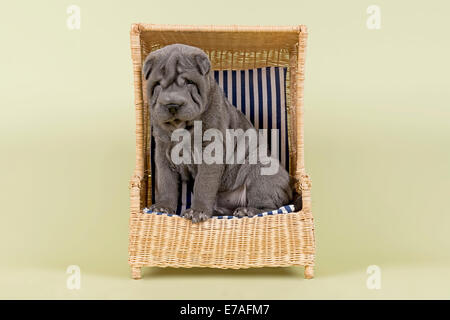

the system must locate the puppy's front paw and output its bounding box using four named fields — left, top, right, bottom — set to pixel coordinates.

left=232, top=207, right=259, bottom=218
left=148, top=203, right=176, bottom=215
left=182, top=208, right=212, bottom=223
